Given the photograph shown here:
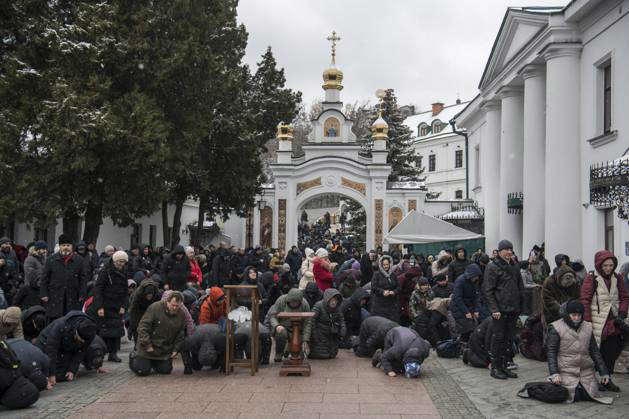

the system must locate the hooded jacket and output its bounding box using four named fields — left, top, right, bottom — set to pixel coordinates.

left=304, top=281, right=323, bottom=309
left=135, top=300, right=185, bottom=360
left=354, top=315, right=399, bottom=358
left=451, top=264, right=482, bottom=320
left=267, top=288, right=312, bottom=342
left=541, top=265, right=581, bottom=325
left=0, top=307, right=23, bottom=340
left=580, top=250, right=629, bottom=344
left=380, top=326, right=430, bottom=374
left=370, top=255, right=401, bottom=322
left=199, top=287, right=227, bottom=325
left=337, top=269, right=361, bottom=299
left=309, top=289, right=346, bottom=359
left=341, top=287, right=369, bottom=336
left=20, top=305, right=46, bottom=342
left=128, top=279, right=161, bottom=340
left=35, top=311, right=95, bottom=376
left=448, top=247, right=470, bottom=283
left=163, top=245, right=190, bottom=291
